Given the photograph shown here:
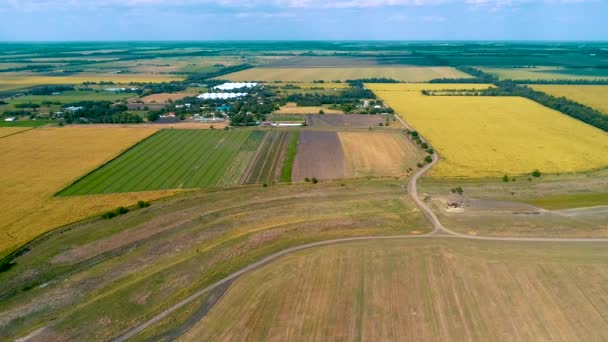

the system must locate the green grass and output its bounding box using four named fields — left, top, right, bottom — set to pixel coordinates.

left=59, top=129, right=255, bottom=195
left=4, top=90, right=132, bottom=110
left=0, top=120, right=54, bottom=127
left=246, top=131, right=289, bottom=185
left=280, top=131, right=300, bottom=182
left=523, top=192, right=608, bottom=210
